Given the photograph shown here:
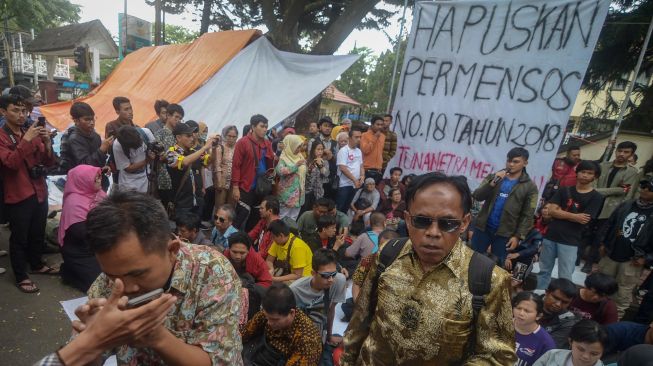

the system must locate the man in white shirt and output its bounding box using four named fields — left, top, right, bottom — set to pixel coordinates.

left=113, top=125, right=155, bottom=193
left=336, top=127, right=364, bottom=213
